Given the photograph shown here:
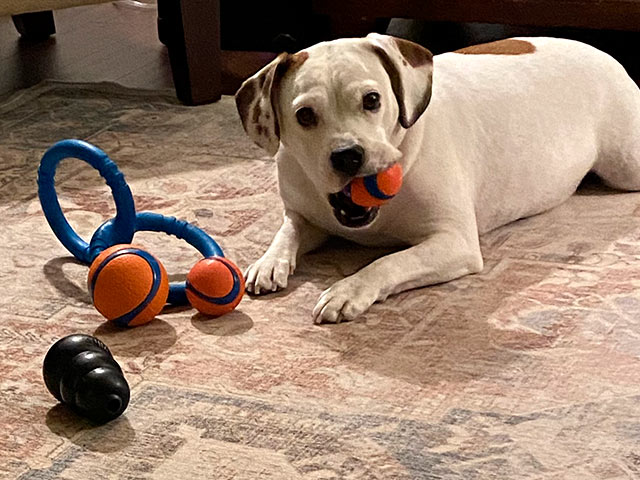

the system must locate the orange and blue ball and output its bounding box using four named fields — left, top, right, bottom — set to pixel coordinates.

left=87, top=244, right=169, bottom=327
left=349, top=163, right=403, bottom=207
left=186, top=256, right=245, bottom=316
